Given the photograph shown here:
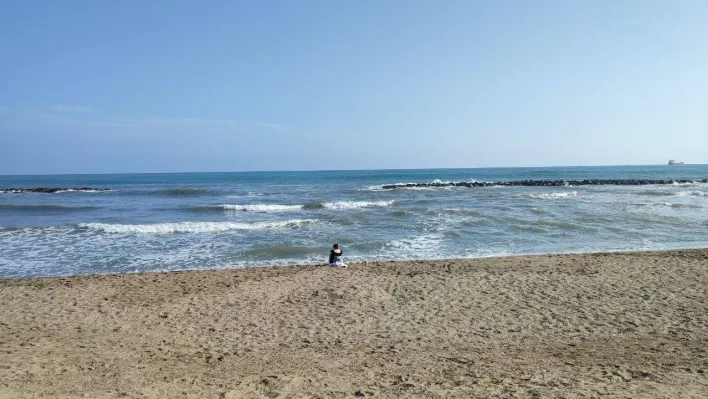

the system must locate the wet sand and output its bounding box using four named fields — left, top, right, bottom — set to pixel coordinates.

left=1, top=250, right=707, bottom=398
